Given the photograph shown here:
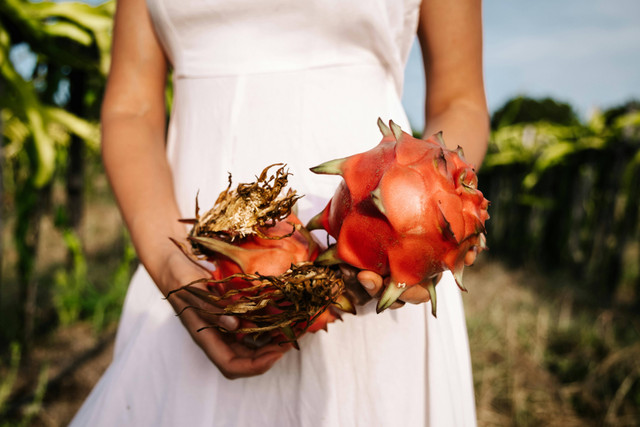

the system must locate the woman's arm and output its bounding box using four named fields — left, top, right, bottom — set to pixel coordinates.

left=358, top=0, right=489, bottom=304
left=102, top=0, right=288, bottom=379
left=418, top=0, right=489, bottom=167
